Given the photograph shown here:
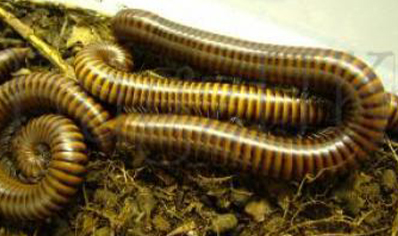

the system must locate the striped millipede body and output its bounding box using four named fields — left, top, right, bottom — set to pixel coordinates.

left=108, top=9, right=390, bottom=179
left=12, top=127, right=49, bottom=181
left=0, top=48, right=30, bottom=81
left=74, top=42, right=329, bottom=127
left=108, top=114, right=346, bottom=178
left=388, top=93, right=398, bottom=132
left=0, top=50, right=112, bottom=153
left=73, top=42, right=398, bottom=131
left=0, top=49, right=112, bottom=219
left=0, top=73, right=113, bottom=153
left=0, top=115, right=87, bottom=220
